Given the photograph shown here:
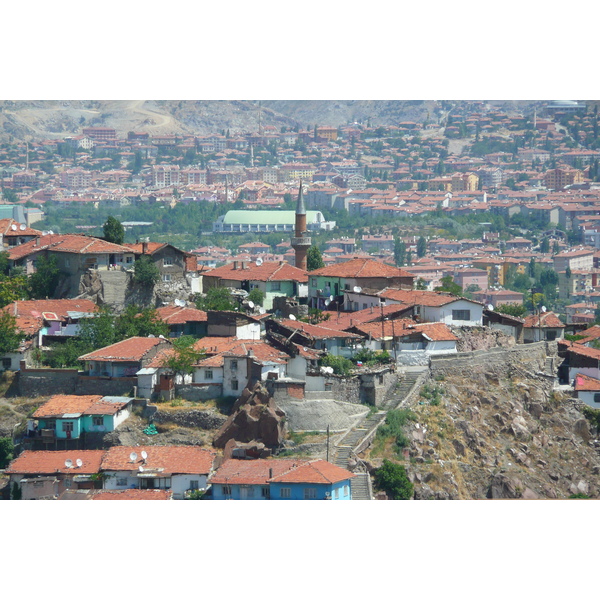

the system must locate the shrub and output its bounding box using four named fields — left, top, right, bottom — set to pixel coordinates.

left=376, top=409, right=416, bottom=456
left=320, top=354, right=354, bottom=376
left=373, top=459, right=414, bottom=500
left=0, top=437, right=14, bottom=469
